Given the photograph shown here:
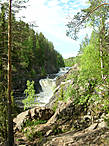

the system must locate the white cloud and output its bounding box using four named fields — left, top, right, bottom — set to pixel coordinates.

left=46, top=0, right=60, bottom=7
left=61, top=0, right=69, bottom=3
left=16, top=0, right=90, bottom=58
